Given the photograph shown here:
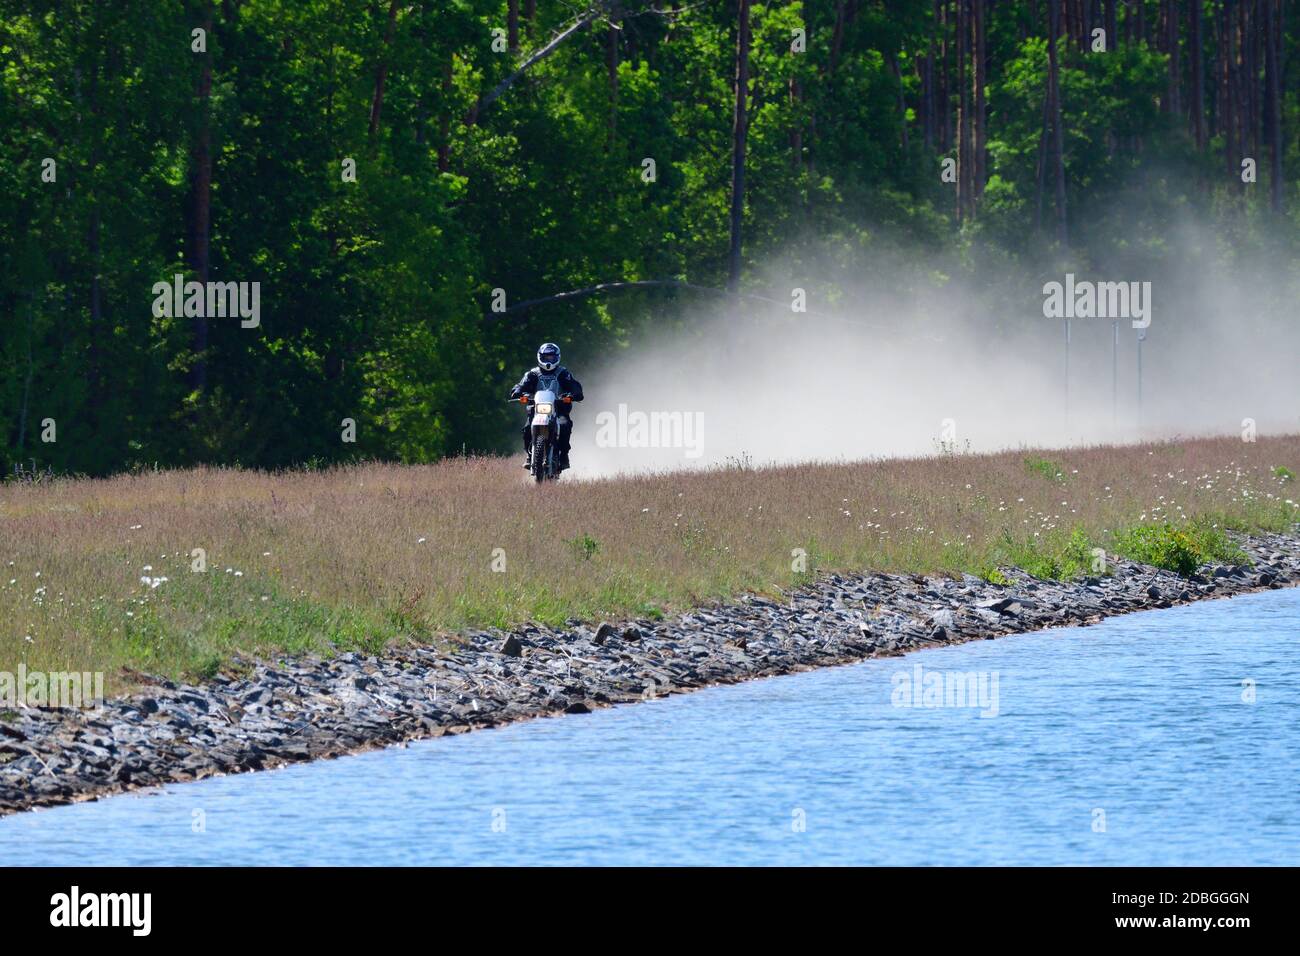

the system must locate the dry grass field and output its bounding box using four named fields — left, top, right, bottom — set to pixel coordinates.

left=2, top=434, right=1297, bottom=689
